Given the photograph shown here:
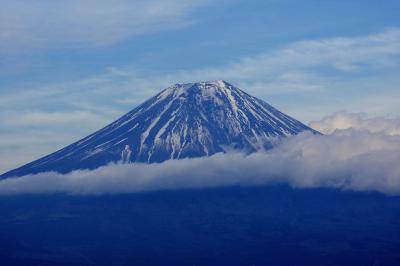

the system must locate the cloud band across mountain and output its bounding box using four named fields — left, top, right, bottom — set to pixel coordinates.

left=1, top=125, right=399, bottom=196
